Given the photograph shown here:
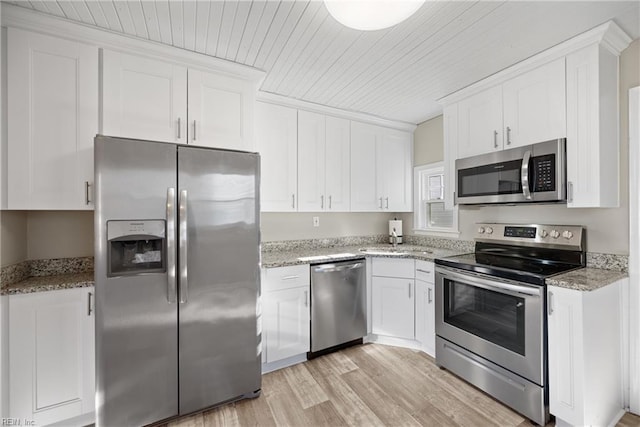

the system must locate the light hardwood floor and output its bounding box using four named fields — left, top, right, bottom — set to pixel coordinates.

left=167, top=343, right=640, bottom=427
